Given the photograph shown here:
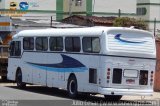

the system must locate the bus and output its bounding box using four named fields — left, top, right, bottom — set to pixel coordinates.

left=7, top=27, right=156, bottom=100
